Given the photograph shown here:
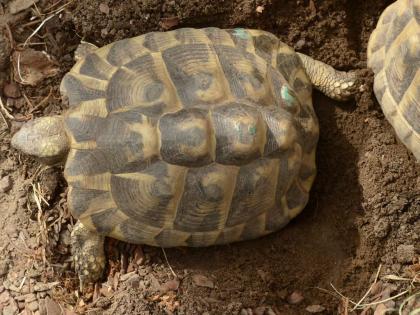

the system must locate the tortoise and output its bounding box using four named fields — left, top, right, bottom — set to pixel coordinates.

left=11, top=27, right=357, bottom=284
left=367, top=0, right=420, bottom=161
